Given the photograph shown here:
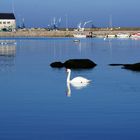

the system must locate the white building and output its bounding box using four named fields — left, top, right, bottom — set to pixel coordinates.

left=0, top=13, right=16, bottom=31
